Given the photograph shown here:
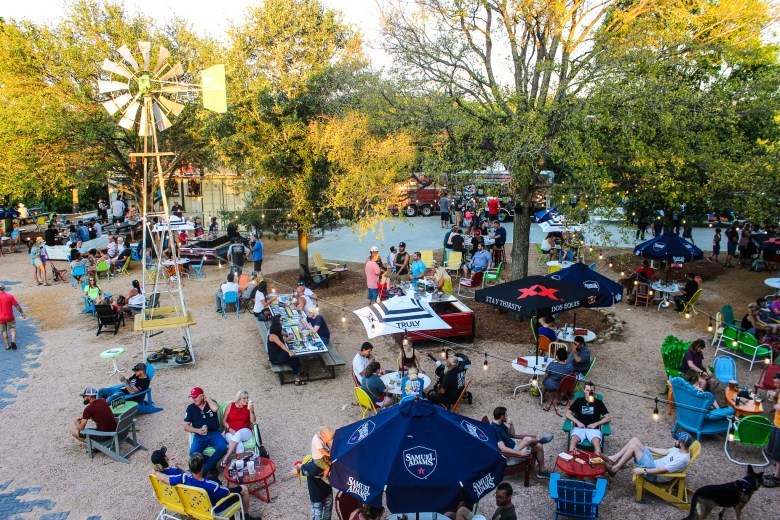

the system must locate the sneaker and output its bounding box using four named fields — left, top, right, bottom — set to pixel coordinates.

left=538, top=434, right=554, bottom=445
left=536, top=470, right=551, bottom=479
left=764, top=476, right=780, bottom=488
